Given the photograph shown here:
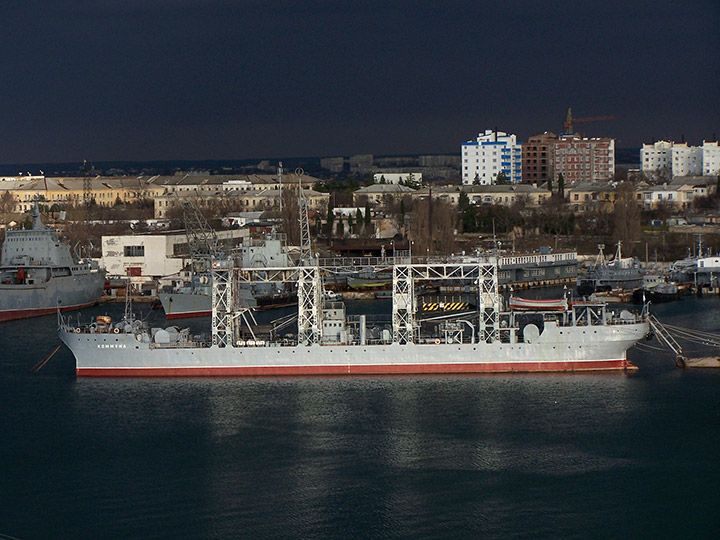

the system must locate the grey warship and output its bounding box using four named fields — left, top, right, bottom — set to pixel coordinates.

left=0, top=200, right=106, bottom=321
